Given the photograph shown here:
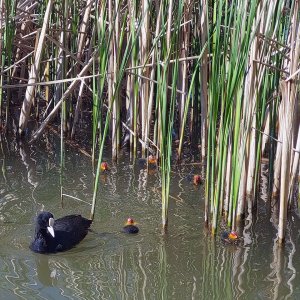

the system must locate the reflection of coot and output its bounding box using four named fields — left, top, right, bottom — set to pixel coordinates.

left=123, top=218, right=139, bottom=234
left=30, top=212, right=92, bottom=253
left=36, top=255, right=55, bottom=286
